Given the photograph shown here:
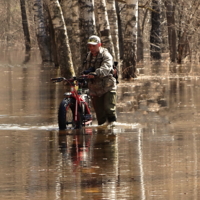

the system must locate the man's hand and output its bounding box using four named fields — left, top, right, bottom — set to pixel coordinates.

left=88, top=72, right=97, bottom=79
left=113, top=69, right=117, bottom=76
left=88, top=74, right=95, bottom=79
